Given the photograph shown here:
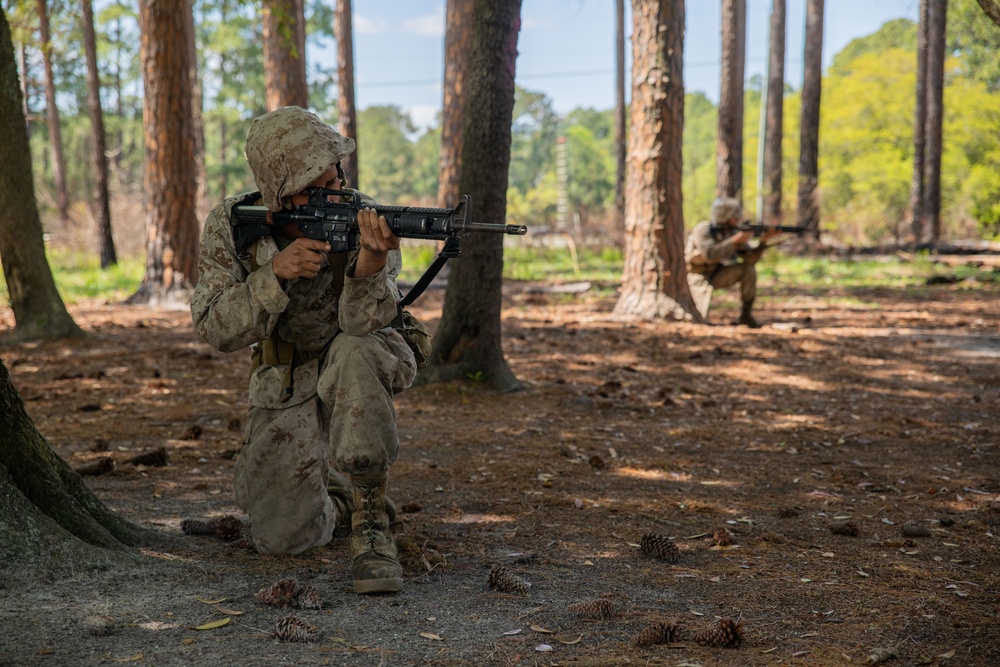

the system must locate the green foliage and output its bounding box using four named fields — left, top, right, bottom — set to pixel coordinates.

left=830, top=18, right=916, bottom=75
left=949, top=0, right=1000, bottom=92
left=357, top=105, right=420, bottom=202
